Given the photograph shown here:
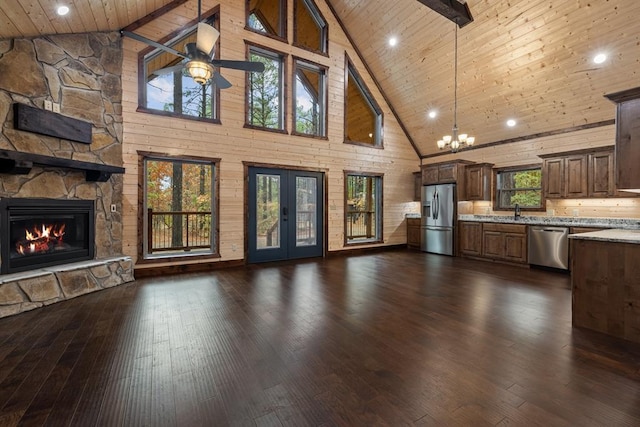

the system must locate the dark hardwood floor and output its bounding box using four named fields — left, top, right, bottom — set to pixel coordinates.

left=1, top=250, right=640, bottom=426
